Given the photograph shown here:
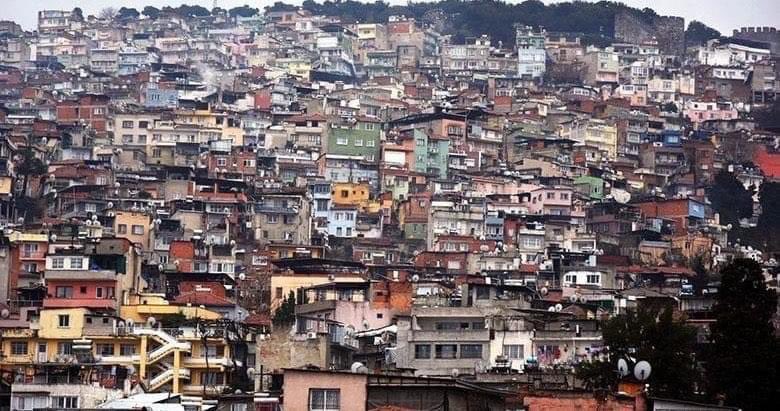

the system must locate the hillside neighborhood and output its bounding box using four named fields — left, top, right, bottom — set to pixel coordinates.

left=0, top=2, right=778, bottom=411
